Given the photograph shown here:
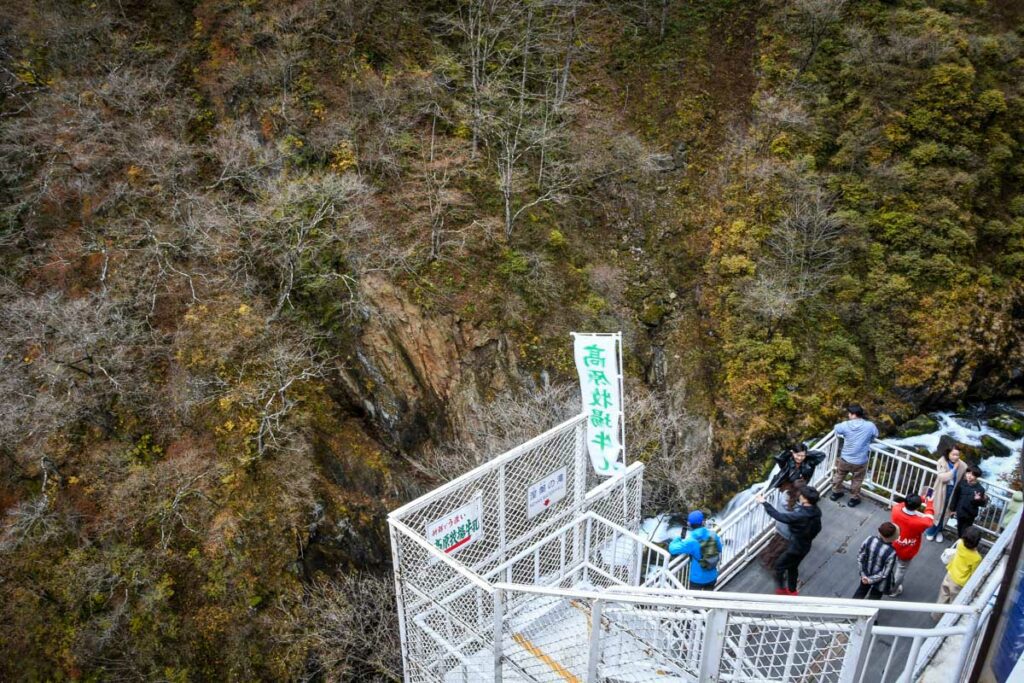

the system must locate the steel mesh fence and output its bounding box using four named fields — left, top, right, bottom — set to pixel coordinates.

left=595, top=601, right=707, bottom=681
left=387, top=420, right=998, bottom=683
left=717, top=610, right=858, bottom=682
left=393, top=414, right=590, bottom=578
